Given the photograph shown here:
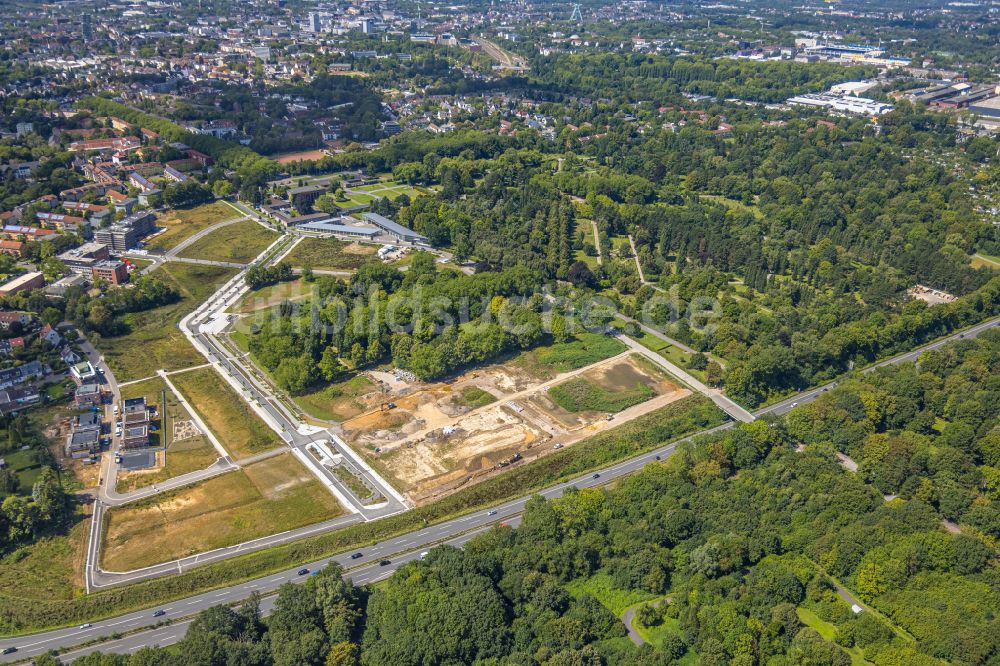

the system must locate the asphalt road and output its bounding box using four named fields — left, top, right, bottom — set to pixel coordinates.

left=1, top=316, right=997, bottom=661
left=5, top=299, right=994, bottom=660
